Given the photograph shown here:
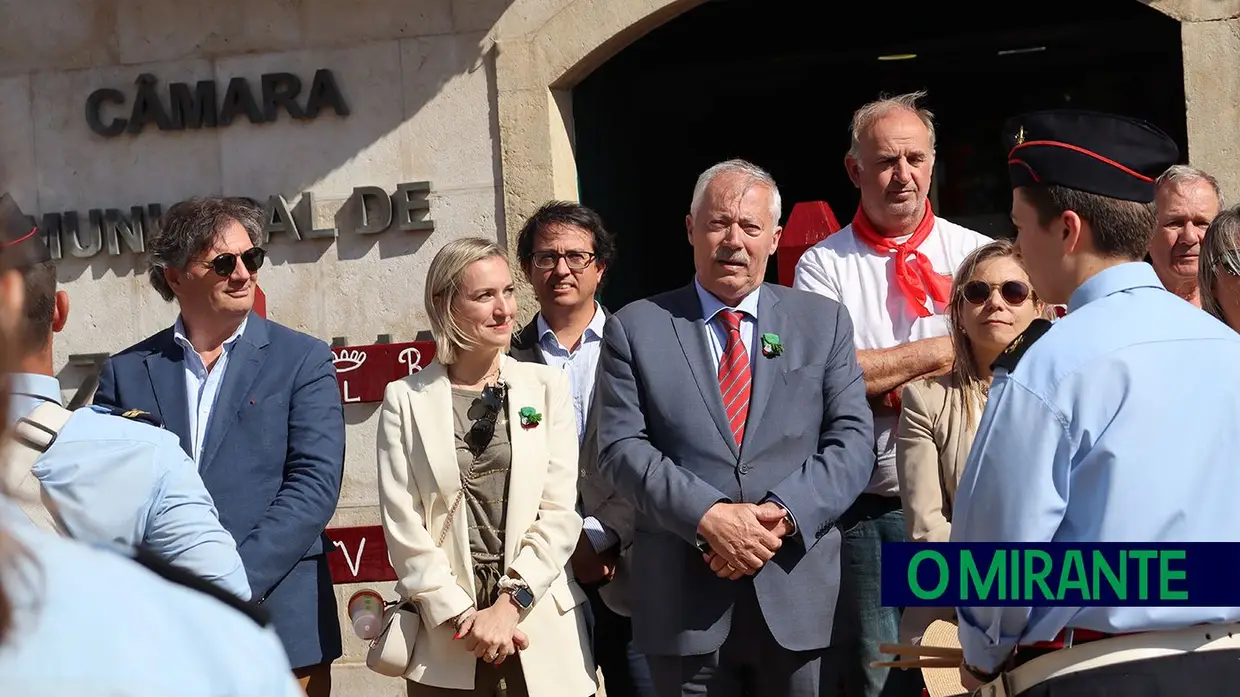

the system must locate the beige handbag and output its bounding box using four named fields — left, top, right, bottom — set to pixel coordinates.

left=366, top=488, right=467, bottom=677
